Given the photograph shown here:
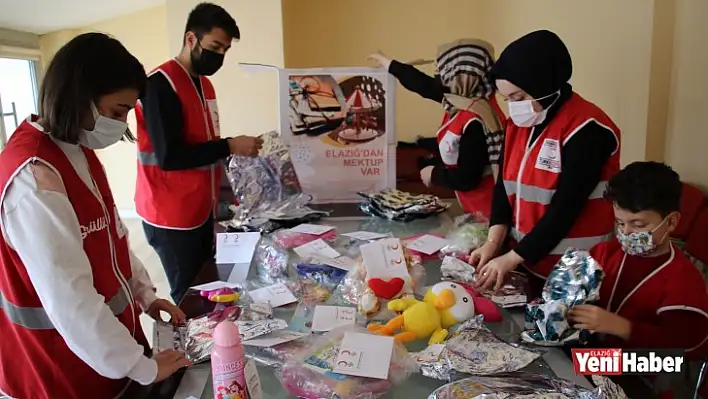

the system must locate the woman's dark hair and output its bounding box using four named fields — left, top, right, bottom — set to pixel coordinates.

left=184, top=2, right=240, bottom=42
left=39, top=32, right=146, bottom=144
left=605, top=161, right=682, bottom=217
